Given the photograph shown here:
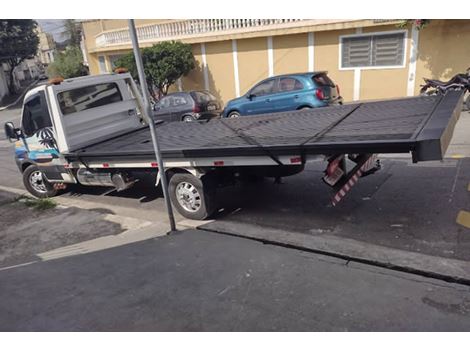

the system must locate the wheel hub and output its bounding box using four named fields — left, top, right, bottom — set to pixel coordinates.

left=176, top=181, right=201, bottom=212
left=29, top=170, right=47, bottom=193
